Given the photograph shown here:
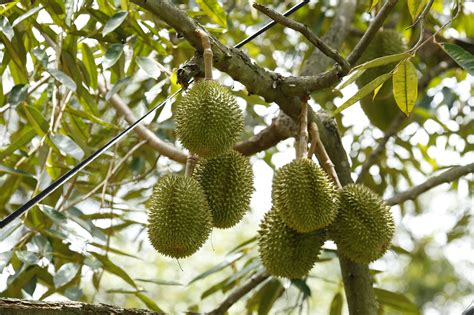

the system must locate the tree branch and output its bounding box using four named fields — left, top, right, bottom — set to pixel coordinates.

left=206, top=271, right=270, bottom=315
left=385, top=163, right=474, bottom=206
left=253, top=3, right=350, bottom=74
left=99, top=84, right=188, bottom=164
left=0, top=298, right=159, bottom=314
